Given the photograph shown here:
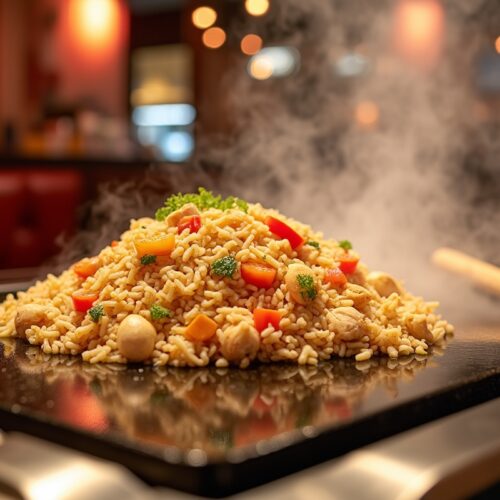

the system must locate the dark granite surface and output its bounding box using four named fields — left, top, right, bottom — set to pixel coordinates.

left=0, top=320, right=498, bottom=495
